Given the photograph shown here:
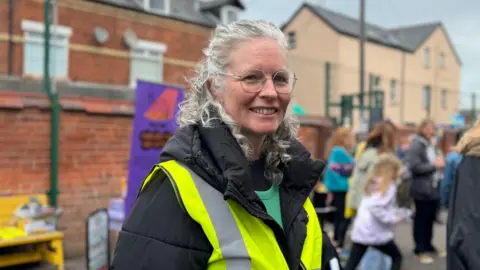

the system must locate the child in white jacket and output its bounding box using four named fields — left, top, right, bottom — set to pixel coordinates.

left=344, top=153, right=405, bottom=270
